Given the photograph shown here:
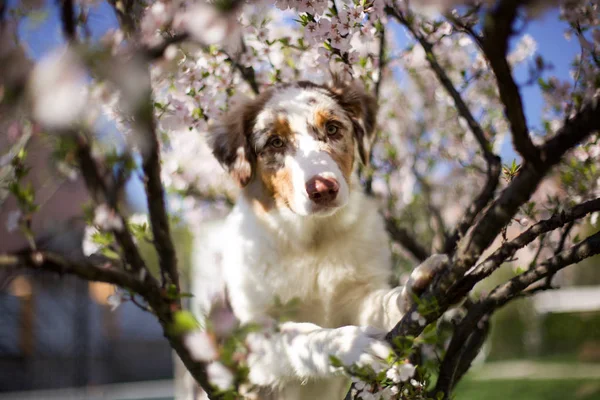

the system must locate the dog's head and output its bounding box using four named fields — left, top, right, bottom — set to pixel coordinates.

left=208, top=79, right=377, bottom=216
